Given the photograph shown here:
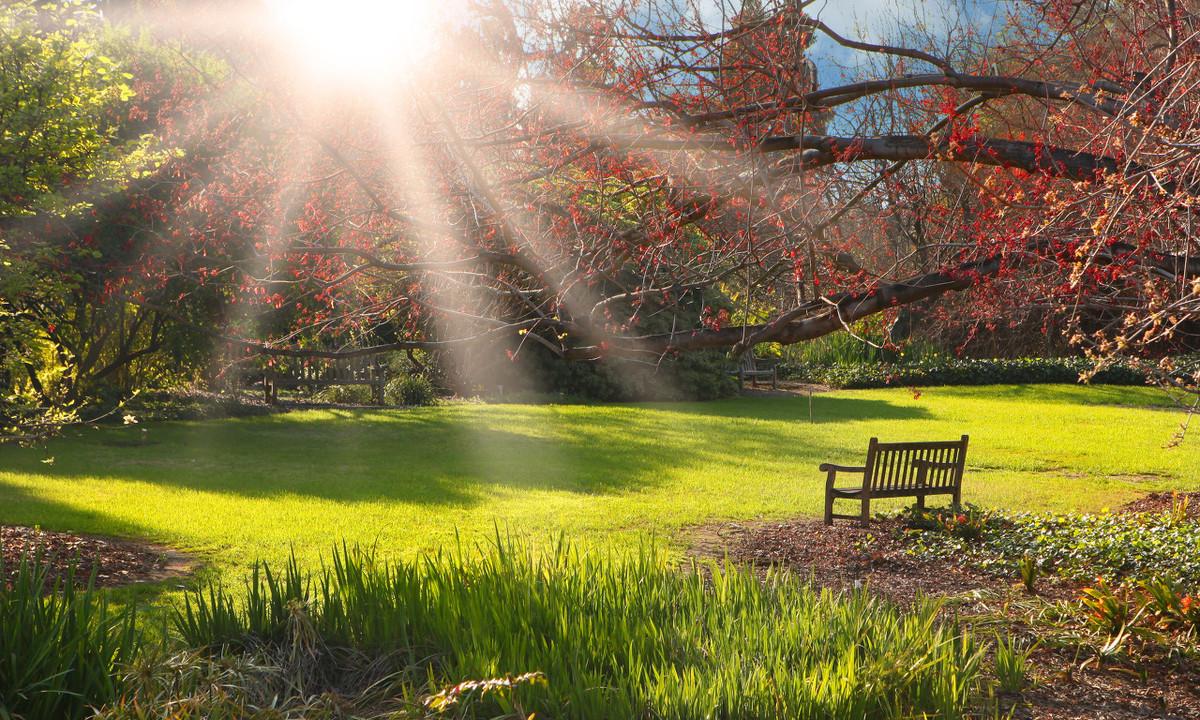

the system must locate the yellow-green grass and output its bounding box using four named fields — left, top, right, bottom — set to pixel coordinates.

left=1, top=385, right=1197, bottom=581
